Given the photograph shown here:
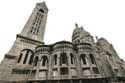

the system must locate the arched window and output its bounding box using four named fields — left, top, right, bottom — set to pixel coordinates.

left=41, top=56, right=48, bottom=67
left=39, top=9, right=44, bottom=13
left=70, top=53, right=74, bottom=64
left=53, top=54, right=57, bottom=65
left=17, top=53, right=23, bottom=63
left=29, top=54, right=34, bottom=64
left=31, top=10, right=43, bottom=35
left=60, top=53, right=68, bottom=65
left=23, top=51, right=29, bottom=64
left=89, top=54, right=95, bottom=64
left=34, top=56, right=39, bottom=66
left=80, top=54, right=87, bottom=65
left=18, top=49, right=34, bottom=64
